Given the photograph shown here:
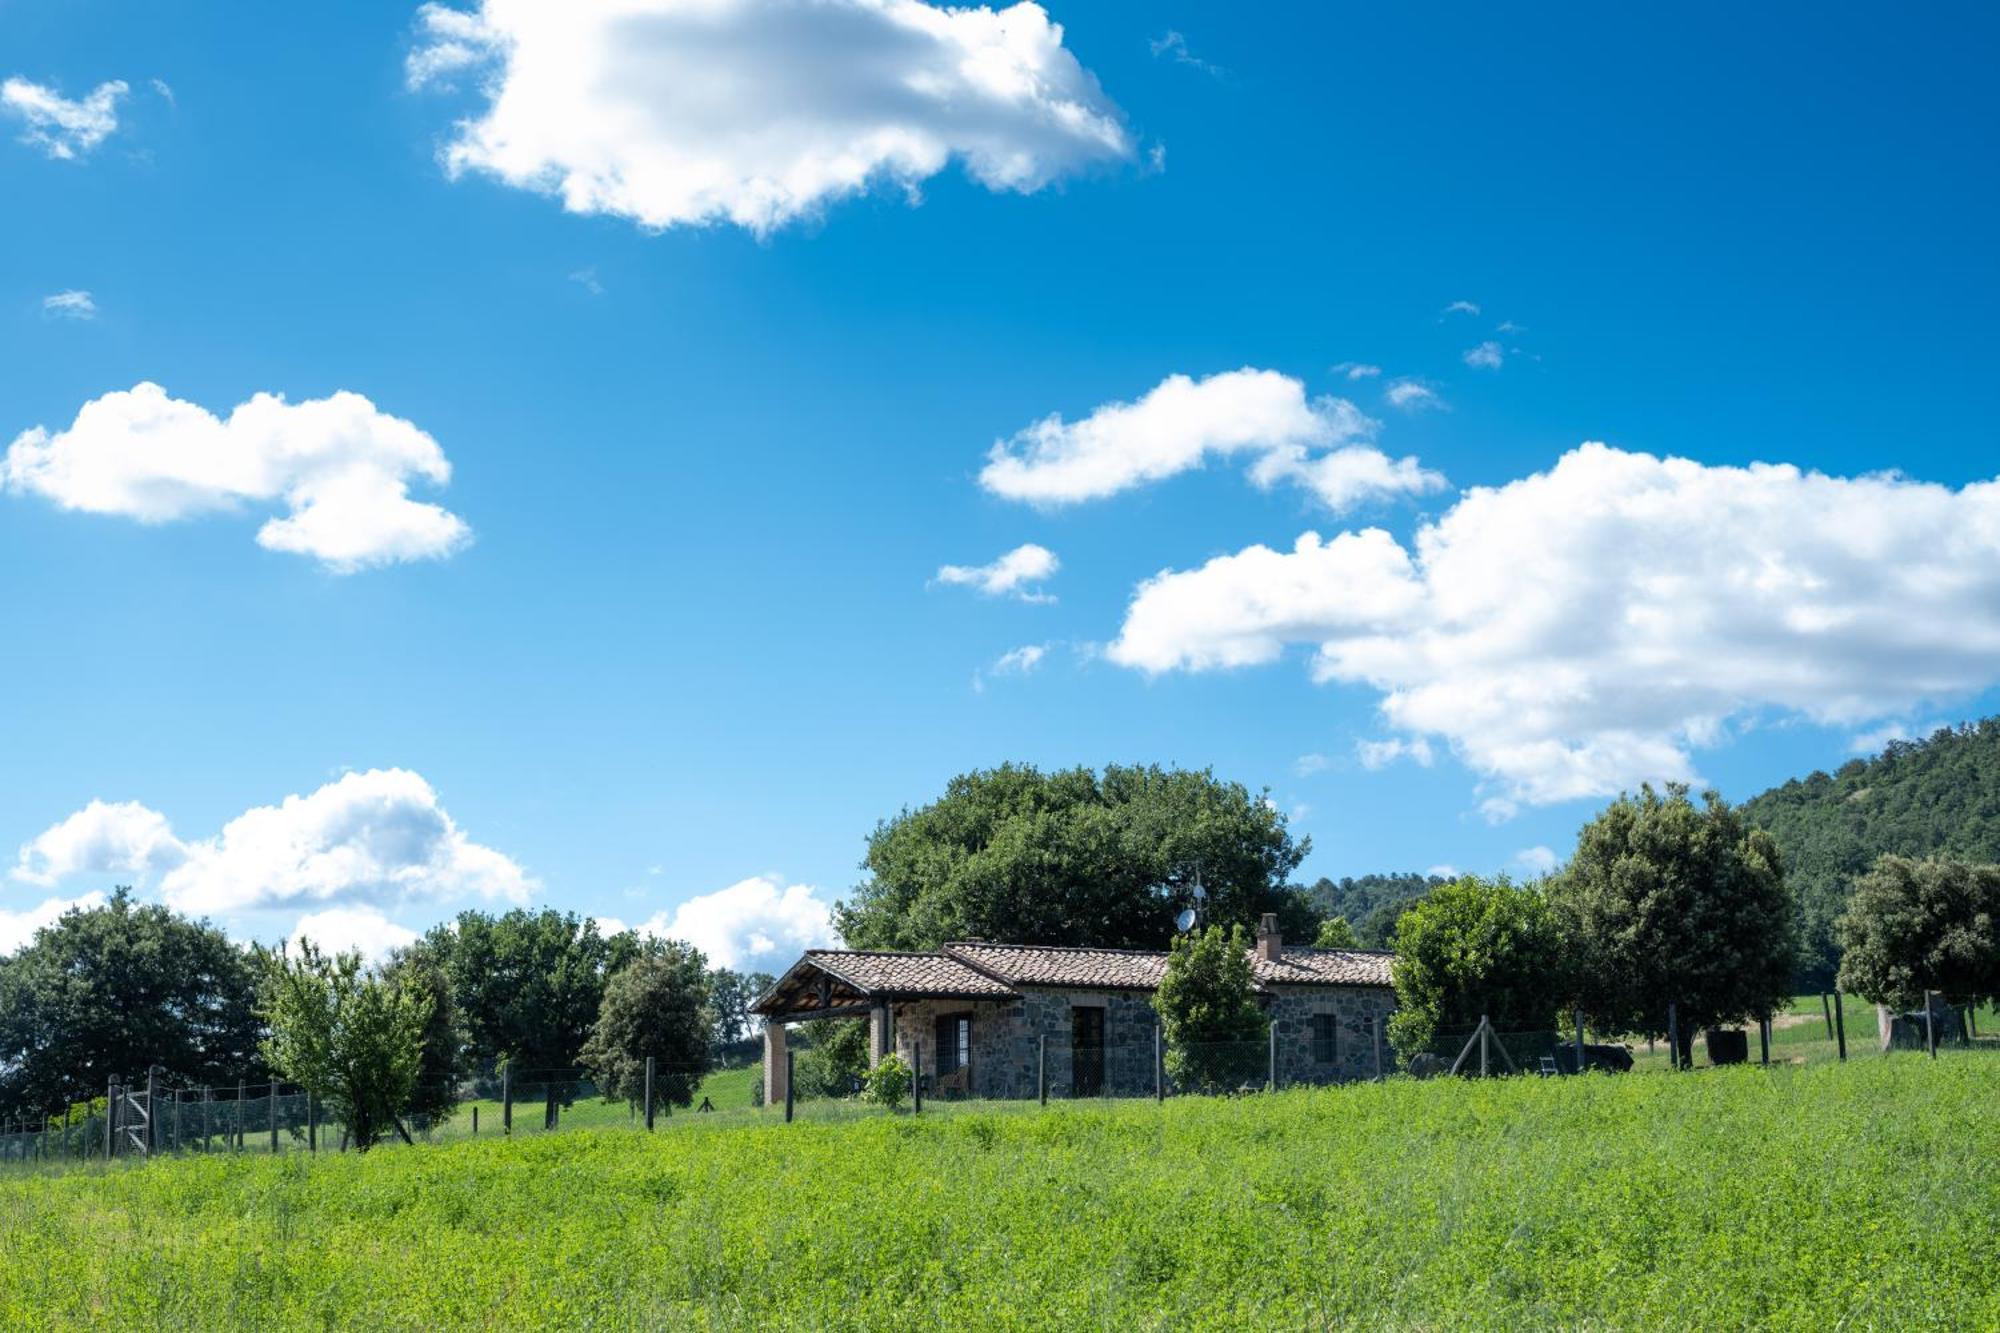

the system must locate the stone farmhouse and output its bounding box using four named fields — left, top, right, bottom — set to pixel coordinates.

left=754, top=915, right=1397, bottom=1103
